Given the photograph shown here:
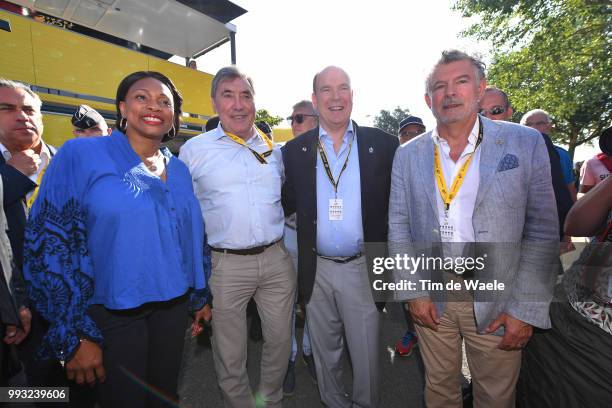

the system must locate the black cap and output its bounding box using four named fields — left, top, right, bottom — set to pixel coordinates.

left=71, top=105, right=105, bottom=130
left=399, top=115, right=425, bottom=132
